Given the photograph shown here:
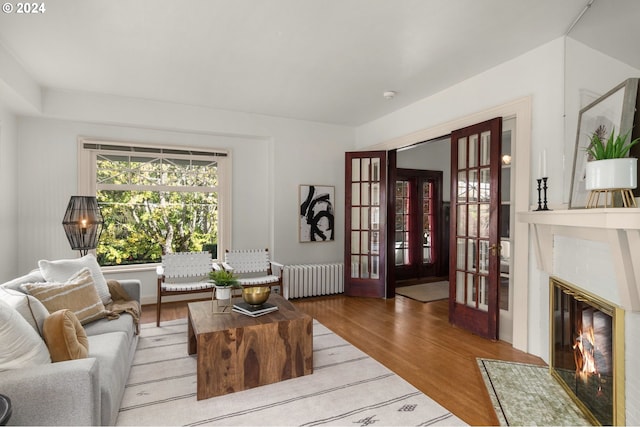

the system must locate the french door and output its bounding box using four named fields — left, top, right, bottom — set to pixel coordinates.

left=394, top=169, right=443, bottom=281
left=449, top=118, right=502, bottom=340
left=344, top=151, right=387, bottom=298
